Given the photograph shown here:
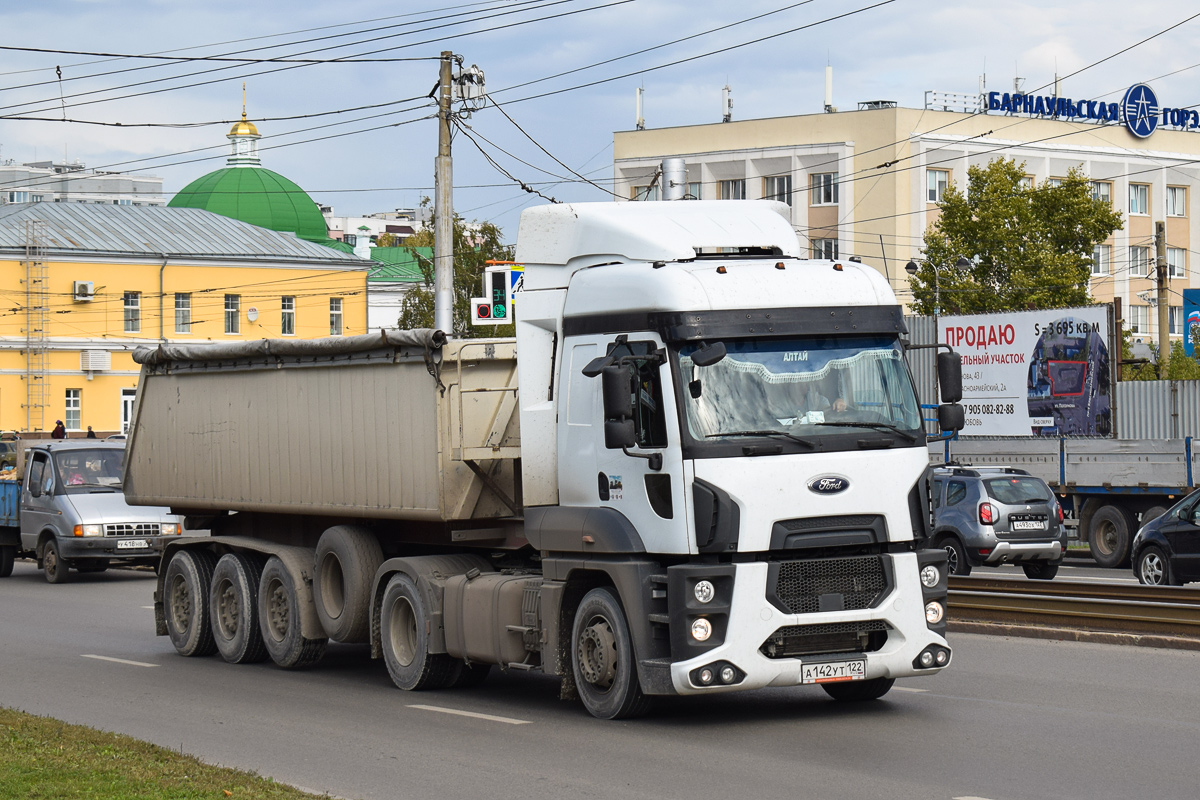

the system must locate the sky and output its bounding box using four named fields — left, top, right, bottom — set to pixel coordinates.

left=3, top=0, right=1200, bottom=241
